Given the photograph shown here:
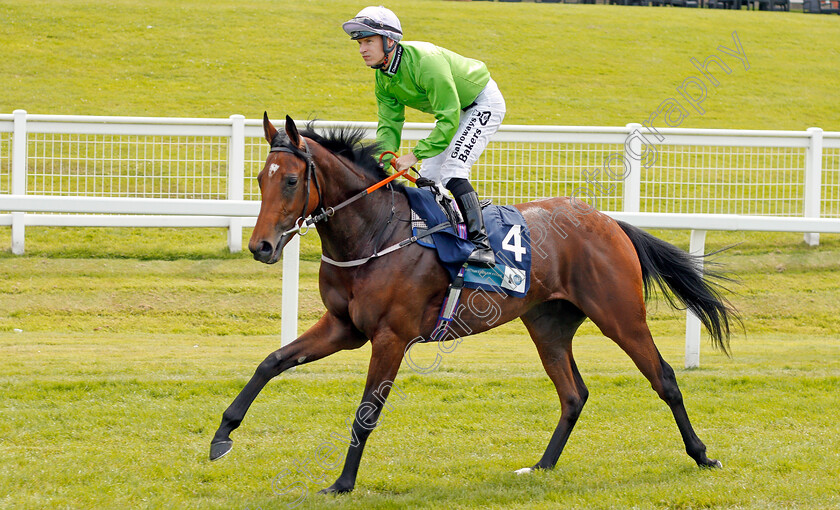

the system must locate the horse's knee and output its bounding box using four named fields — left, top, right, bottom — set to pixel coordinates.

left=578, top=386, right=589, bottom=407
left=255, top=352, right=284, bottom=380
left=660, top=382, right=684, bottom=406
left=351, top=397, right=389, bottom=440
left=561, top=393, right=586, bottom=422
